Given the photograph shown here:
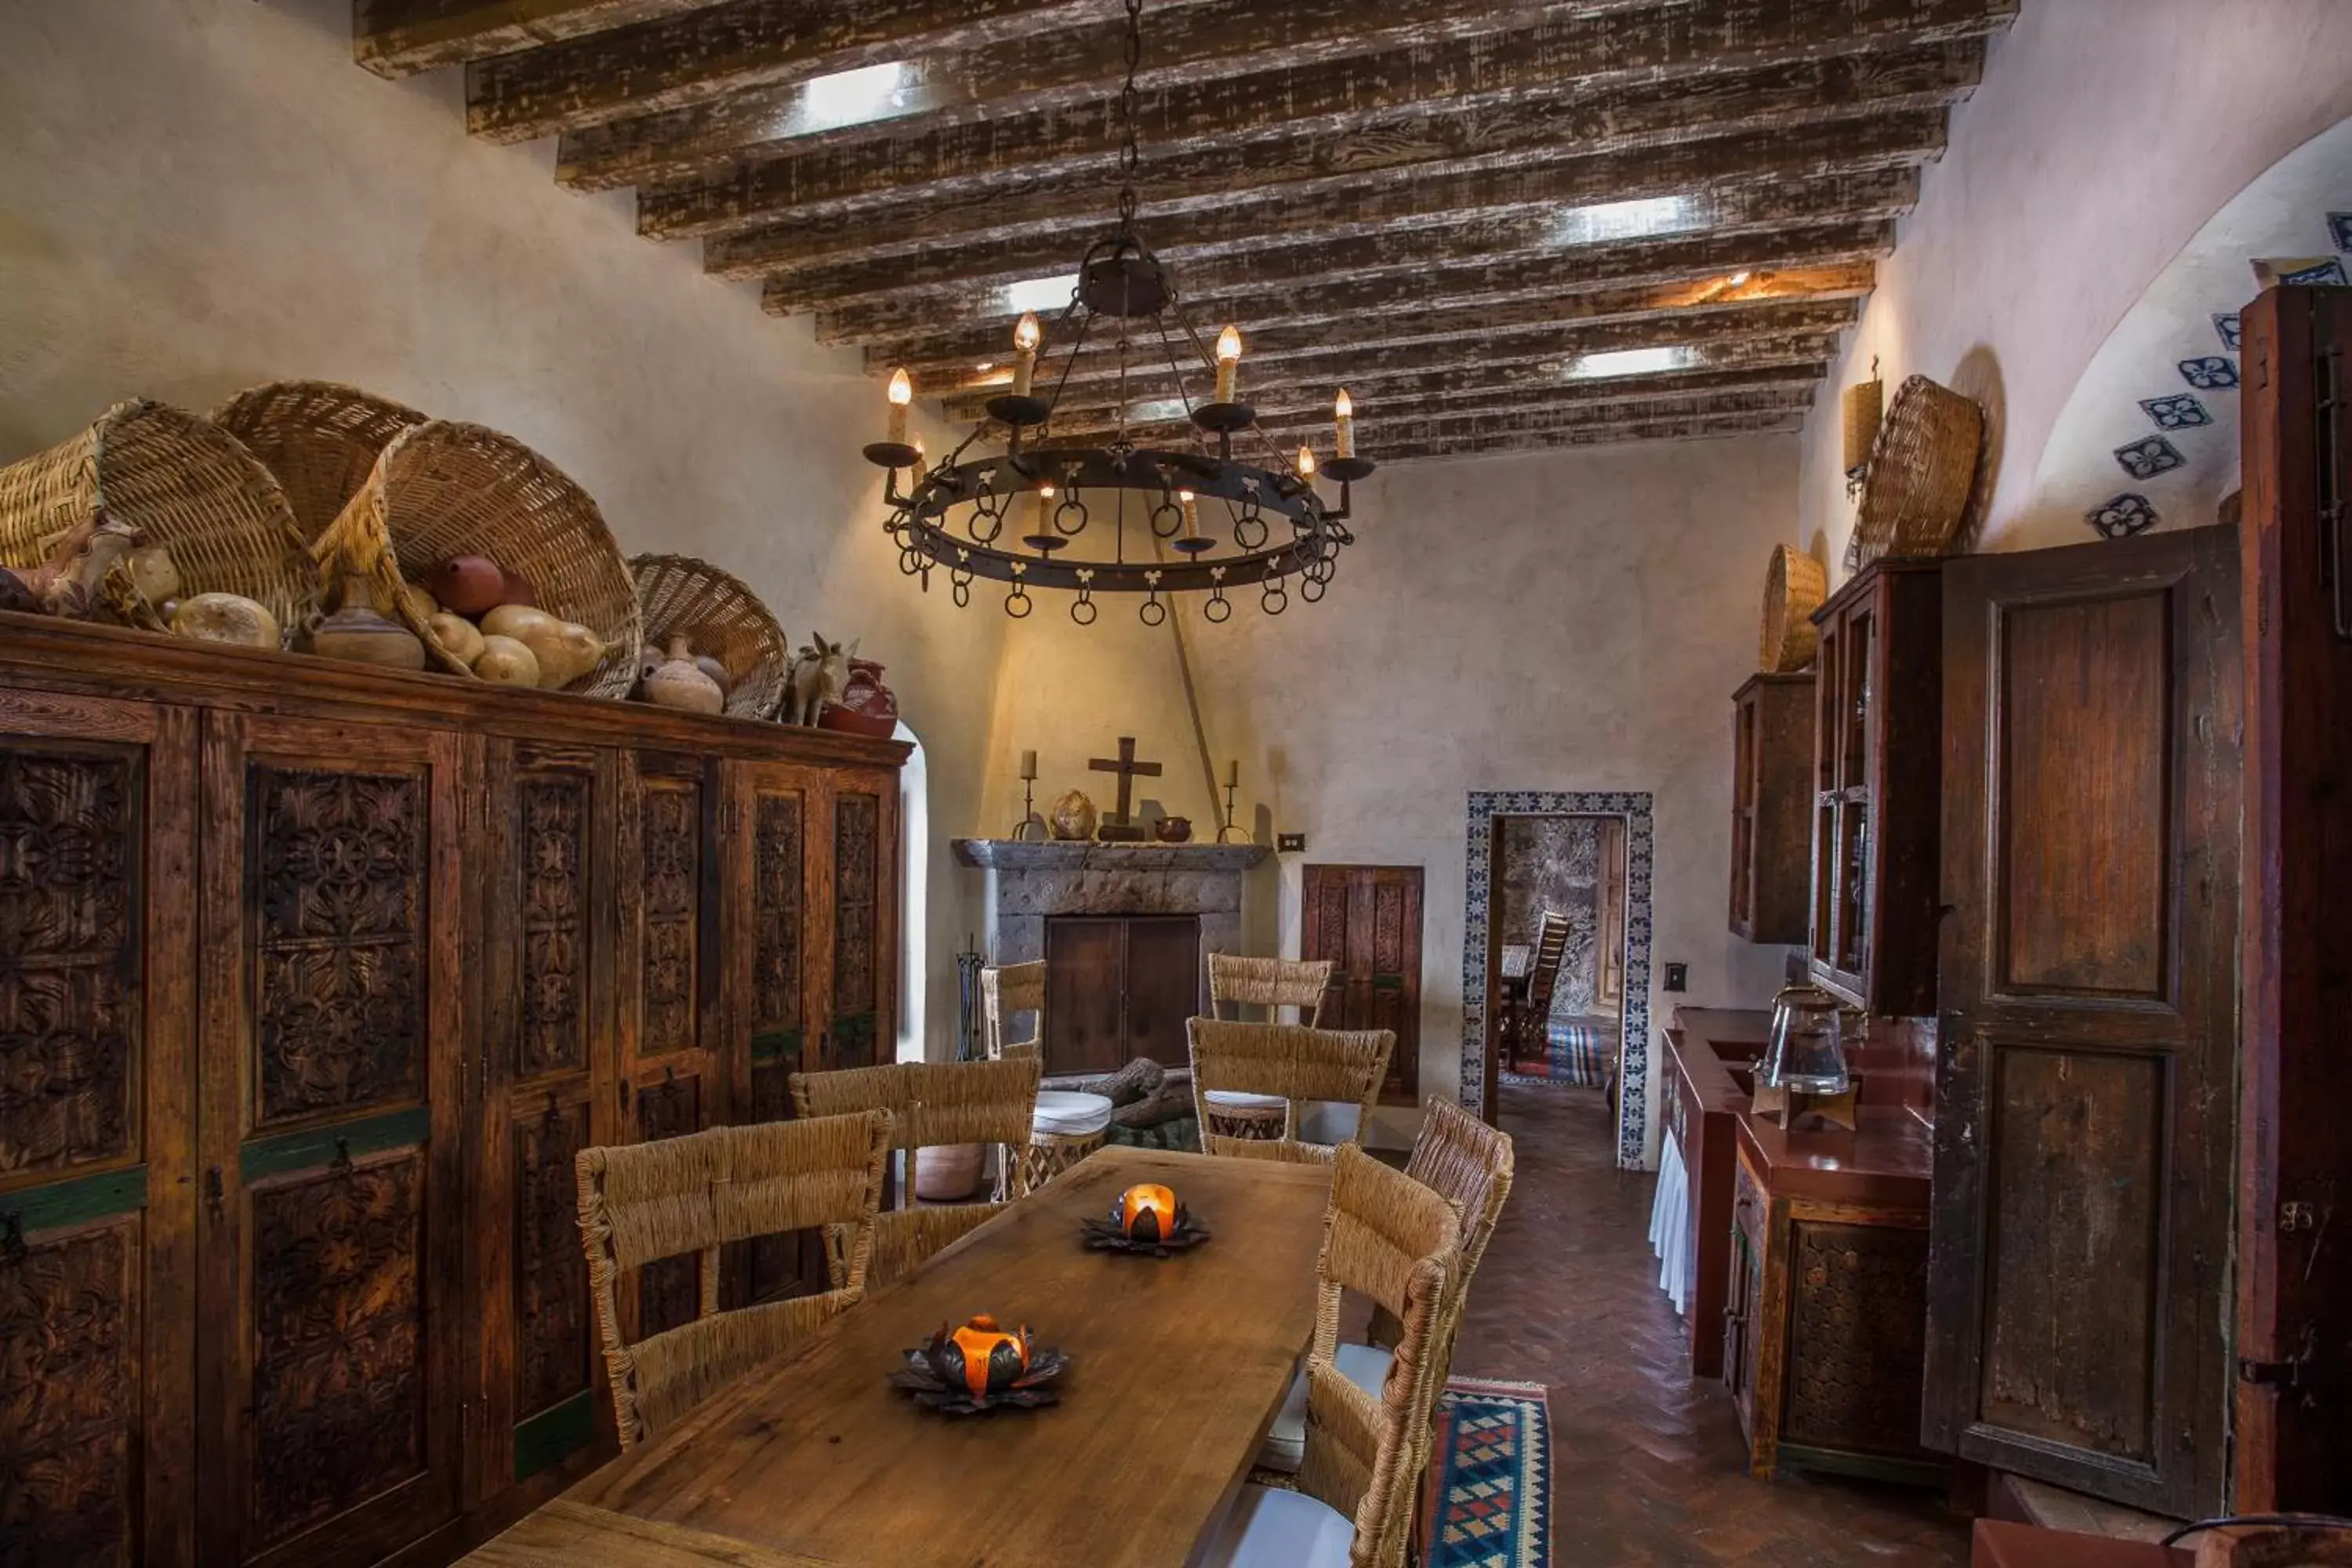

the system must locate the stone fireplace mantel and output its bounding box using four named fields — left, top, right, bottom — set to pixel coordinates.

left=953, top=839, right=1270, bottom=875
